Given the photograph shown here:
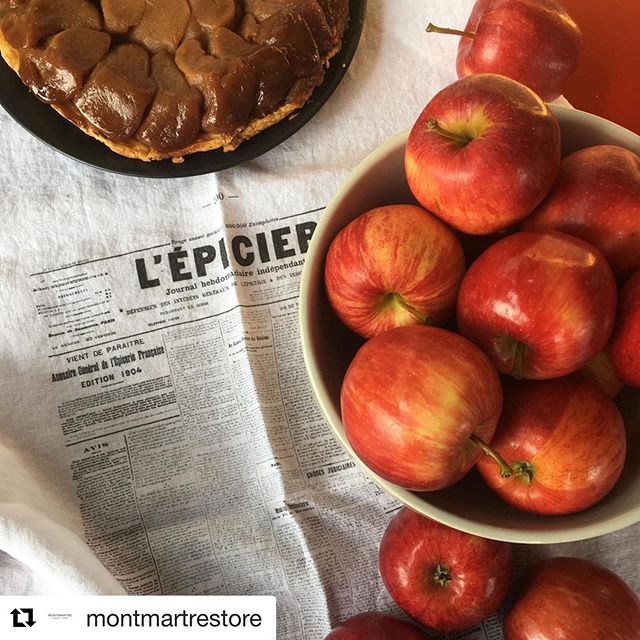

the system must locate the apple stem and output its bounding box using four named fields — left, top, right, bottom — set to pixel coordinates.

left=426, top=22, right=476, bottom=39
left=469, top=434, right=513, bottom=478
left=426, top=119, right=471, bottom=146
left=393, top=293, right=432, bottom=325
left=432, top=563, right=452, bottom=587
left=511, top=342, right=527, bottom=380
left=512, top=461, right=535, bottom=486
